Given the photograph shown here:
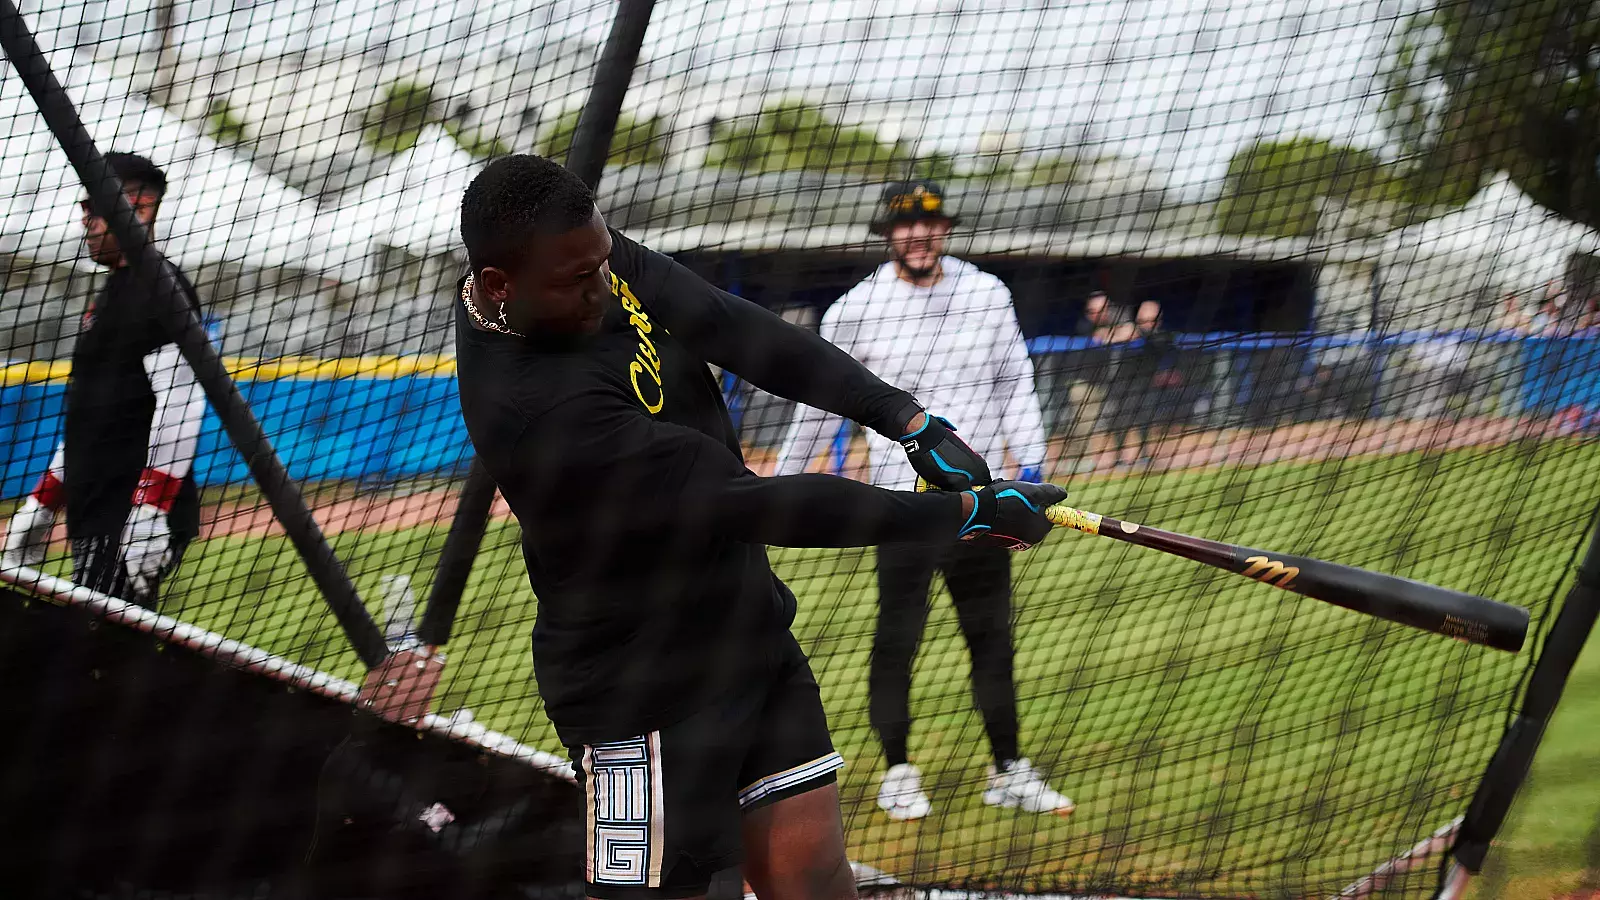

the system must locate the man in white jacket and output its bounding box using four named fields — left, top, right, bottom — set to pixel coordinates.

left=1, top=153, right=205, bottom=608
left=775, top=180, right=1074, bottom=821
